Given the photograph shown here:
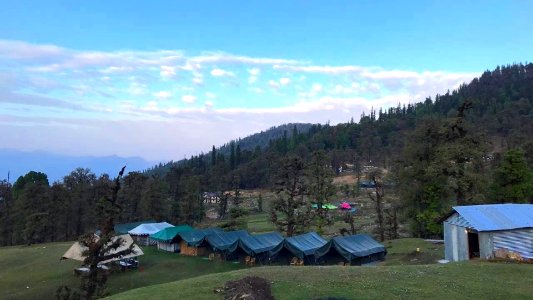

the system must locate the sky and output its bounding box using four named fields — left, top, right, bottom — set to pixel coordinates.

left=1, top=1, right=532, bottom=162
